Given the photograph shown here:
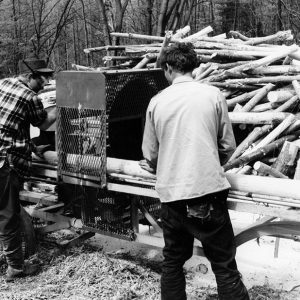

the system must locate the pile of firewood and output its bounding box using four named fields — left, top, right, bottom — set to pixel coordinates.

left=75, top=26, right=300, bottom=181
